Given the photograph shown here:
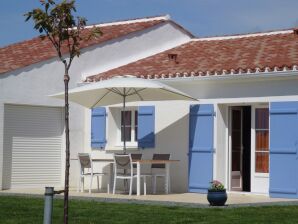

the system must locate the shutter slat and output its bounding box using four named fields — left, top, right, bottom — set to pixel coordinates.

left=138, top=106, right=155, bottom=148
left=91, top=107, right=107, bottom=149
